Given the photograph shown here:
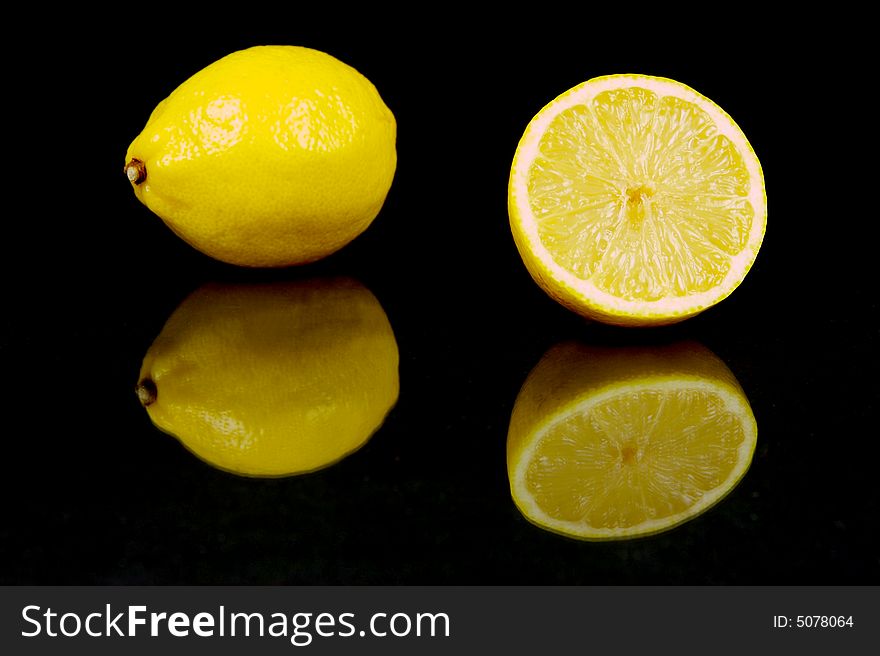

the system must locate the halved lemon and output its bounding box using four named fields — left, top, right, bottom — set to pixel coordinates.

left=509, top=75, right=766, bottom=326
left=507, top=342, right=757, bottom=540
